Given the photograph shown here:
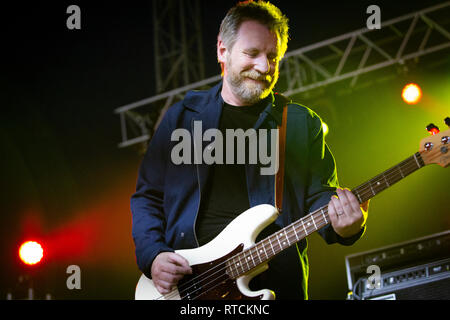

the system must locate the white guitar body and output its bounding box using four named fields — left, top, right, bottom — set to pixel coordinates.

left=135, top=204, right=279, bottom=300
